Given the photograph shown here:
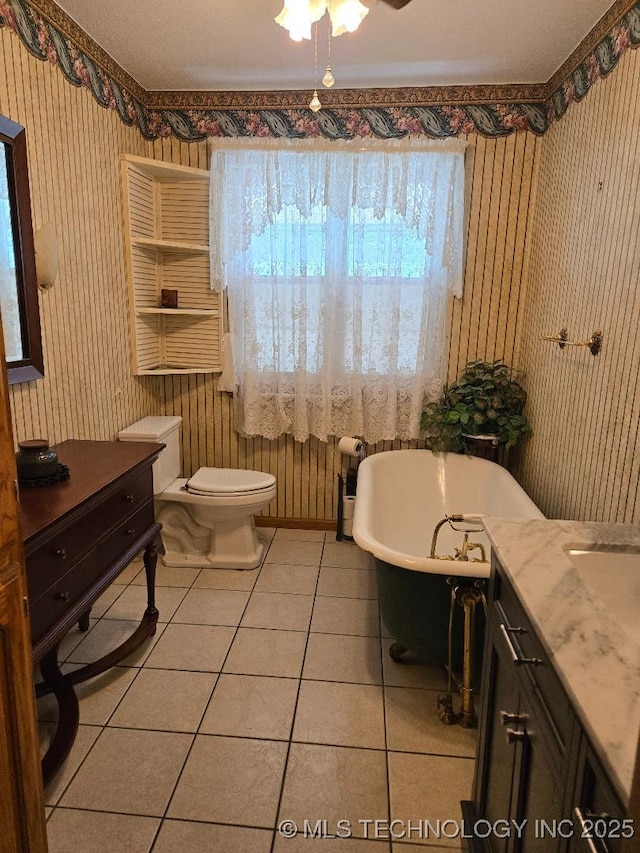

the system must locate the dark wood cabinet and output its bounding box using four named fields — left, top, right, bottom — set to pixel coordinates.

left=19, top=439, right=163, bottom=784
left=464, top=557, right=626, bottom=853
